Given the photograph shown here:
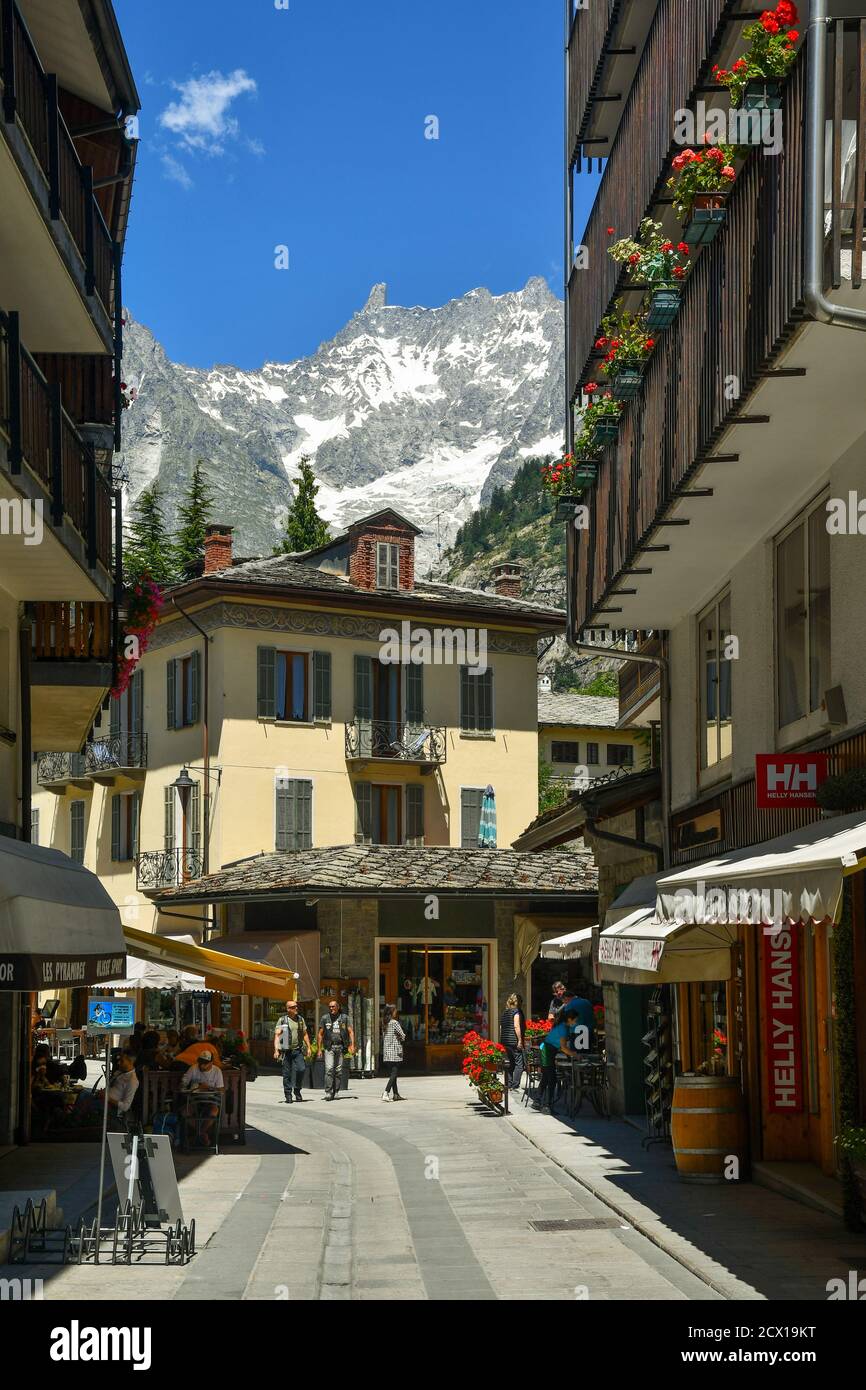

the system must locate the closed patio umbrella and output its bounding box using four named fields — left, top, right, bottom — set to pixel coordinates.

left=477, top=785, right=497, bottom=848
